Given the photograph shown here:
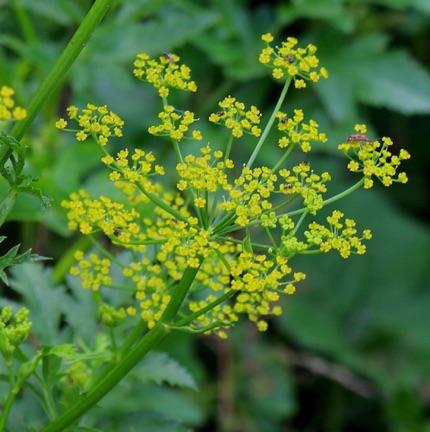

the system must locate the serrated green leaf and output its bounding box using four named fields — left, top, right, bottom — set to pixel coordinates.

left=100, top=382, right=204, bottom=428
left=60, top=274, right=98, bottom=345
left=43, top=344, right=77, bottom=359
left=0, top=243, right=49, bottom=286
left=9, top=264, right=98, bottom=345
left=9, top=264, right=70, bottom=344
left=98, top=408, right=193, bottom=432
left=135, top=351, right=198, bottom=390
